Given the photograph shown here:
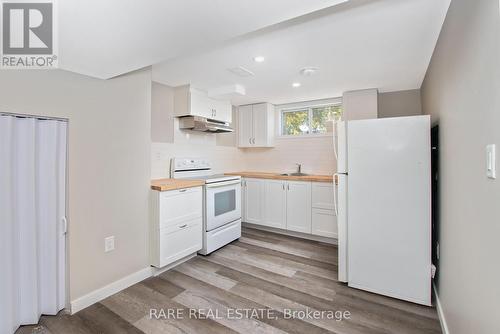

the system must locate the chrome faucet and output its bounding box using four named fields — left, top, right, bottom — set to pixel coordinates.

left=296, top=163, right=302, bottom=174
